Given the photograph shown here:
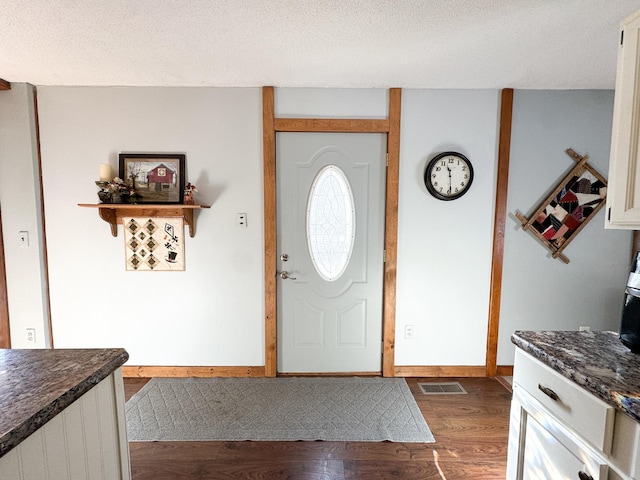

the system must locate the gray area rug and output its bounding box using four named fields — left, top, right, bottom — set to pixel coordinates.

left=125, top=377, right=435, bottom=443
